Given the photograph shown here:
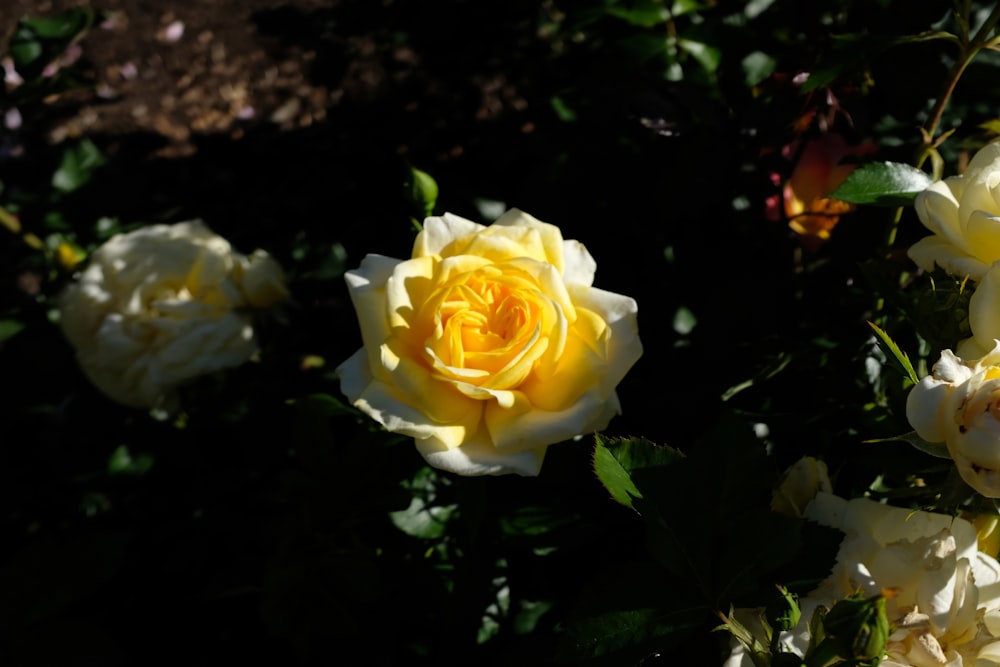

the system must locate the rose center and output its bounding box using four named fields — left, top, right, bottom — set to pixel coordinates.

left=422, top=269, right=551, bottom=386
